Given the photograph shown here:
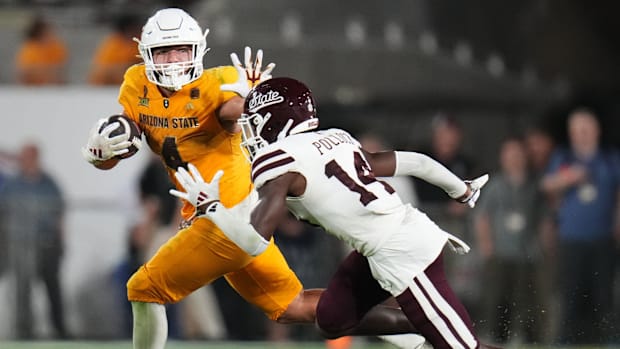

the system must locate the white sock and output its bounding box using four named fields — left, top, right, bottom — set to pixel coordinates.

left=132, top=302, right=168, bottom=349
left=378, top=334, right=430, bottom=349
